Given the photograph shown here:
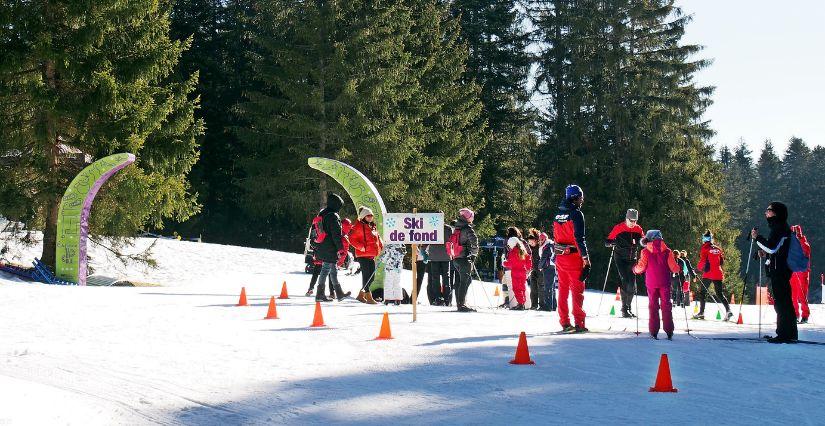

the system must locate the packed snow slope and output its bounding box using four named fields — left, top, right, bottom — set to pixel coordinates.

left=1, top=238, right=824, bottom=425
